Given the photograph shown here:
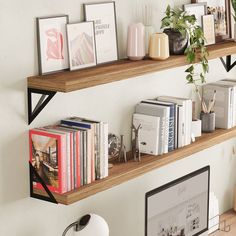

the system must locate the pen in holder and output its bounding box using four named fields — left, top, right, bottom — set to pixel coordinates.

left=200, top=112, right=215, bottom=133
